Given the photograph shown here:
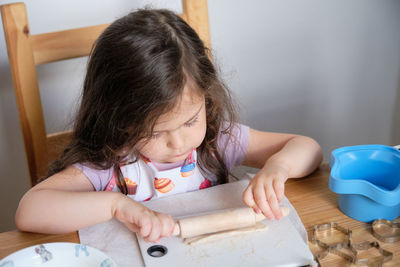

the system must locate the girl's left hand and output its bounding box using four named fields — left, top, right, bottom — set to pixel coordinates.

left=242, top=163, right=289, bottom=220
